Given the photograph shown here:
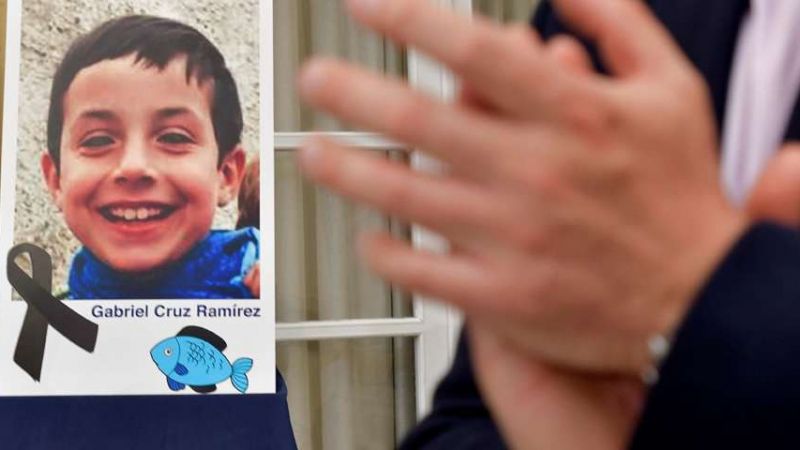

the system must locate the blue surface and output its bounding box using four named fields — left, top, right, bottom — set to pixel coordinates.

left=69, top=228, right=260, bottom=299
left=0, top=372, right=297, bottom=449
